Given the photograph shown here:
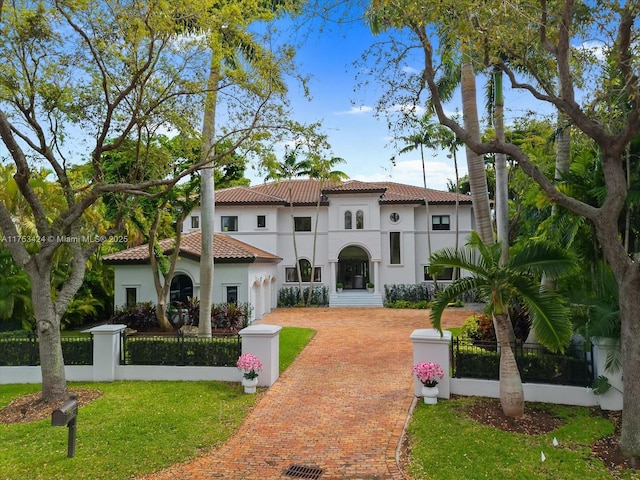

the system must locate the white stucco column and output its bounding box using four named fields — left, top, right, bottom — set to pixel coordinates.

left=330, top=261, right=337, bottom=292
left=88, top=324, right=126, bottom=382
left=373, top=260, right=380, bottom=294
left=410, top=329, right=452, bottom=399
left=240, top=324, right=282, bottom=387
left=592, top=337, right=623, bottom=410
